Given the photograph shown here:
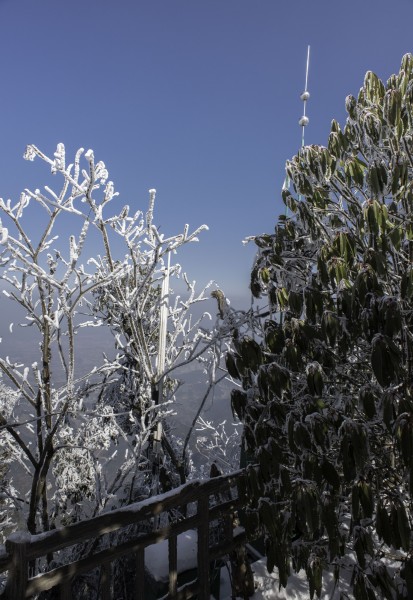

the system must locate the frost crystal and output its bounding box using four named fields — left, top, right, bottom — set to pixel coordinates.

left=23, top=145, right=36, bottom=161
